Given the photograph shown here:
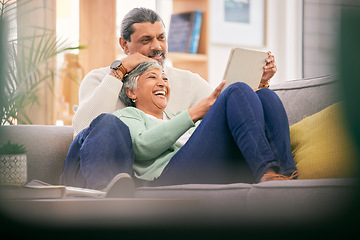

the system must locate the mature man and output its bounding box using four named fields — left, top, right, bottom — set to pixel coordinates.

left=62, top=8, right=277, bottom=193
